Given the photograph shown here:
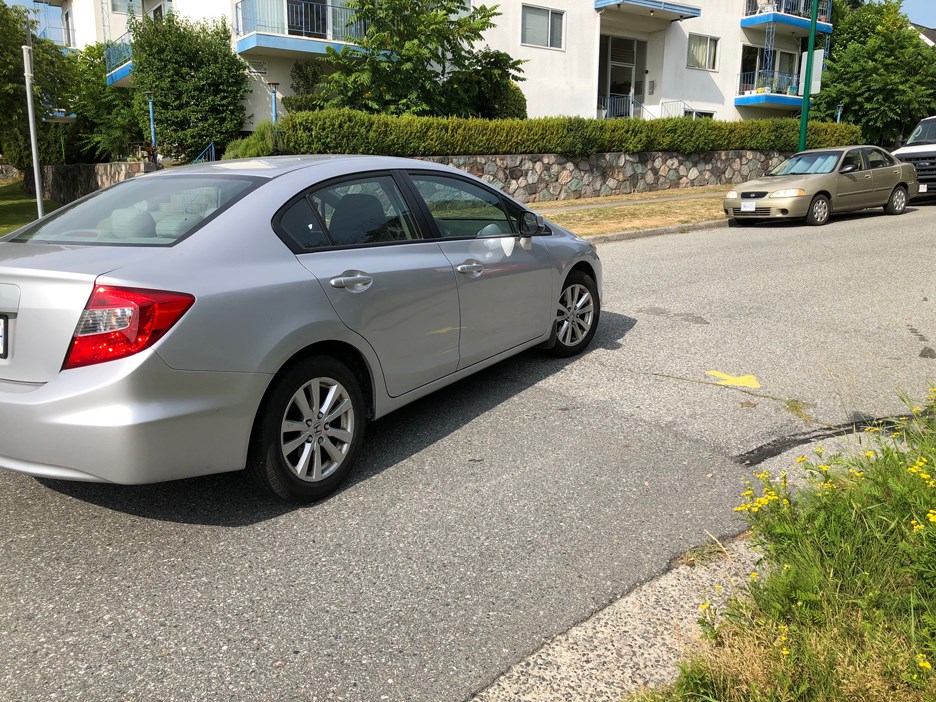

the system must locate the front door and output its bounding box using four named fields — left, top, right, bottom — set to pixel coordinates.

left=405, top=172, right=555, bottom=369
left=836, top=149, right=874, bottom=210
left=608, top=63, right=635, bottom=117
